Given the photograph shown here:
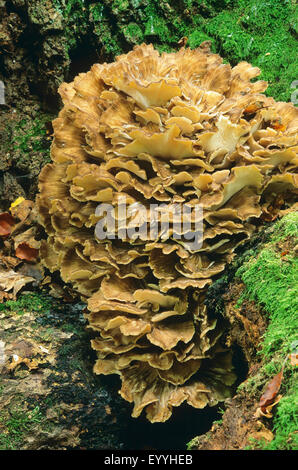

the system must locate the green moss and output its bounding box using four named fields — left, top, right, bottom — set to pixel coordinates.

left=204, top=11, right=254, bottom=62
left=236, top=216, right=298, bottom=360
left=271, top=212, right=298, bottom=241
left=0, top=293, right=52, bottom=315
left=202, top=1, right=297, bottom=101
left=188, top=30, right=213, bottom=50
left=0, top=293, right=51, bottom=314
left=186, top=435, right=201, bottom=450
left=0, top=402, right=44, bottom=450
left=12, top=116, right=51, bottom=158
left=50, top=0, right=297, bottom=102
left=122, top=23, right=144, bottom=44
left=9, top=114, right=52, bottom=184
left=235, top=212, right=298, bottom=450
